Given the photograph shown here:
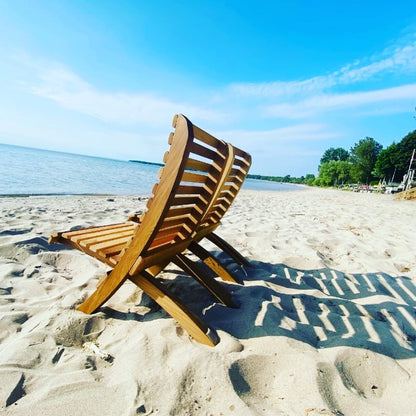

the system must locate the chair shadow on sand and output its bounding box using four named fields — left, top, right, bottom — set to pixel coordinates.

left=106, top=252, right=416, bottom=360
left=206, top=255, right=416, bottom=359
